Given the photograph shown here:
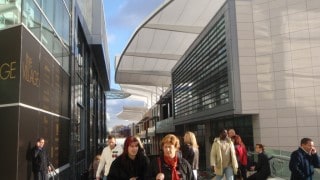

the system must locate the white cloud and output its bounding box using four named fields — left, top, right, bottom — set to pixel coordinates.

left=105, top=0, right=164, bottom=131
left=109, top=0, right=164, bottom=28
left=107, top=32, right=116, bottom=45
left=106, top=113, right=110, bottom=122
